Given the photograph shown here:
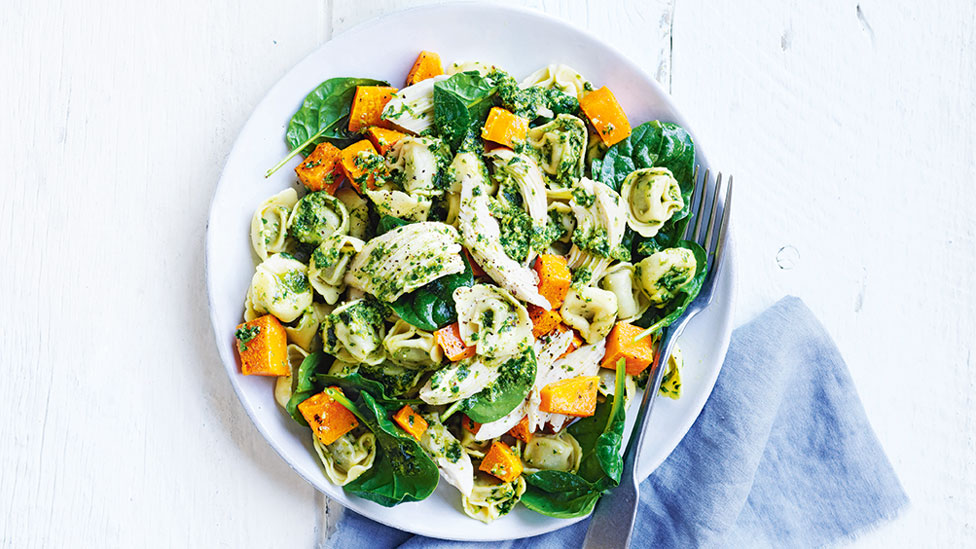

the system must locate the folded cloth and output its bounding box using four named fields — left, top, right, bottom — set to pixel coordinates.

left=325, top=296, right=908, bottom=548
